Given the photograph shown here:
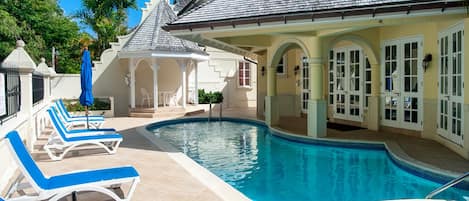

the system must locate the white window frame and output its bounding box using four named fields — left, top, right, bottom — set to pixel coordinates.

left=331, top=46, right=364, bottom=122
left=380, top=36, right=424, bottom=131
left=277, top=55, right=287, bottom=76
left=328, top=50, right=334, bottom=105
left=364, top=56, right=372, bottom=109
left=437, top=22, right=464, bottom=145
left=238, top=61, right=251, bottom=88
left=301, top=55, right=310, bottom=113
